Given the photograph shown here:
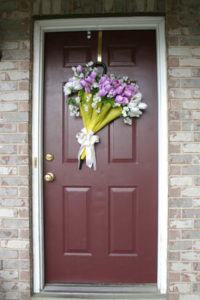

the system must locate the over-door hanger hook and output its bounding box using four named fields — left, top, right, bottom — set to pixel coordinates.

left=97, top=31, right=102, bottom=63
left=93, top=31, right=107, bottom=75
